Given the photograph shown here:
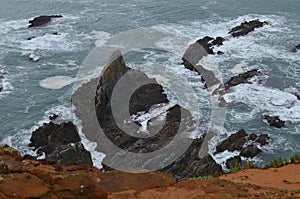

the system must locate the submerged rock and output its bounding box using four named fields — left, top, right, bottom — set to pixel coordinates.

left=28, top=15, right=63, bottom=28
left=228, top=19, right=269, bottom=38
left=29, top=122, right=92, bottom=166
left=292, top=44, right=300, bottom=53
left=262, top=115, right=285, bottom=128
